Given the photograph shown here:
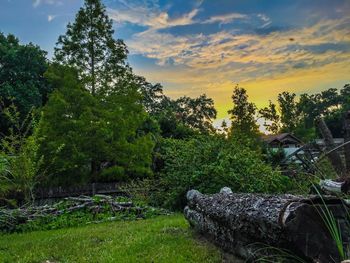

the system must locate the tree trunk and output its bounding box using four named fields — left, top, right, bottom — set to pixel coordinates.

left=91, top=160, right=98, bottom=182
left=316, top=117, right=345, bottom=176
left=89, top=6, right=96, bottom=96
left=184, top=188, right=350, bottom=263
left=344, top=111, right=350, bottom=175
